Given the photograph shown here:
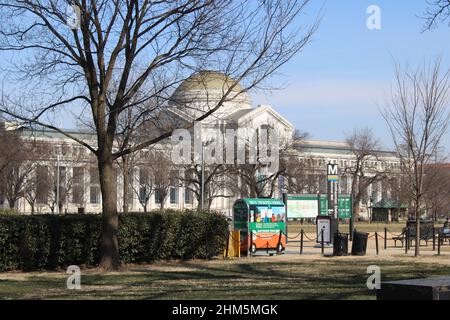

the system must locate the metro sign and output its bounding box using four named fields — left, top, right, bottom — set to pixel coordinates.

left=327, top=163, right=339, bottom=218
left=327, top=163, right=338, bottom=181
